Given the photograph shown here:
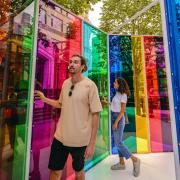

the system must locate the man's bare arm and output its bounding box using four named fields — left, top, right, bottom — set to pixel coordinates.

left=84, top=112, right=99, bottom=159
left=34, top=90, right=61, bottom=108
